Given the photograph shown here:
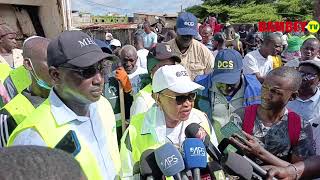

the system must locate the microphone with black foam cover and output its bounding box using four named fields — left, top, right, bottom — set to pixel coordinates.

left=185, top=123, right=222, bottom=161
left=207, top=161, right=226, bottom=180
left=221, top=152, right=253, bottom=180
left=140, top=149, right=163, bottom=180
left=154, top=143, right=185, bottom=180
left=181, top=138, right=207, bottom=180
left=218, top=138, right=277, bottom=180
